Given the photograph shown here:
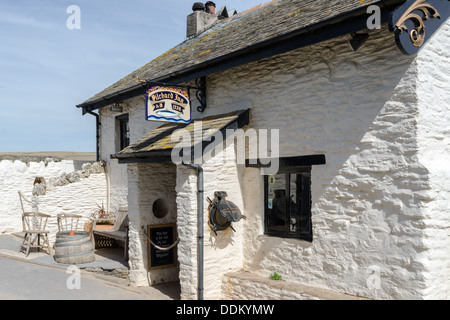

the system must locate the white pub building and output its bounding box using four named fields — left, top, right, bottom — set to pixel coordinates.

left=77, top=0, right=450, bottom=300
